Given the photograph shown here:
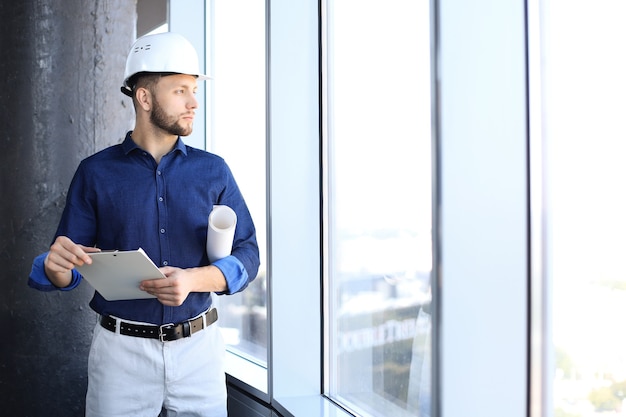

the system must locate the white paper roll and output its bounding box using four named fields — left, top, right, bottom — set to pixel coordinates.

left=206, top=205, right=237, bottom=263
